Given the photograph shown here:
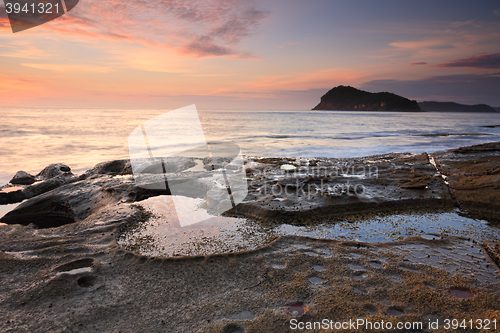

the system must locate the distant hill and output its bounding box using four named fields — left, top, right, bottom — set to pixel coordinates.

left=313, top=86, right=421, bottom=111
left=493, top=107, right=500, bottom=112
left=418, top=101, right=496, bottom=112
